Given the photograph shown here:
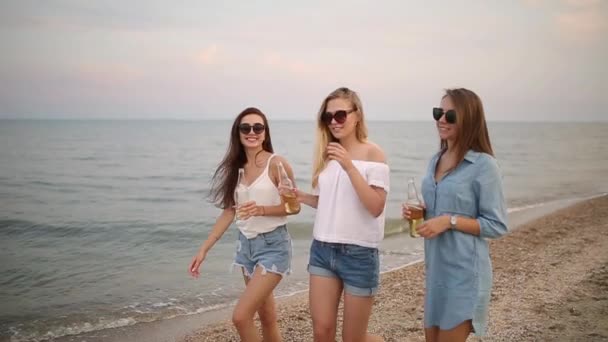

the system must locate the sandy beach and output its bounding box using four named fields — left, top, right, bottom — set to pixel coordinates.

left=181, top=195, right=608, bottom=342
